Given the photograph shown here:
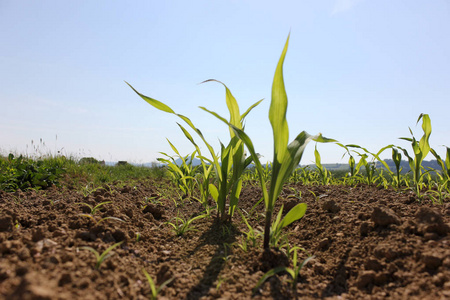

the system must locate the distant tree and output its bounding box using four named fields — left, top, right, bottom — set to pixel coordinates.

left=79, top=157, right=100, bottom=165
